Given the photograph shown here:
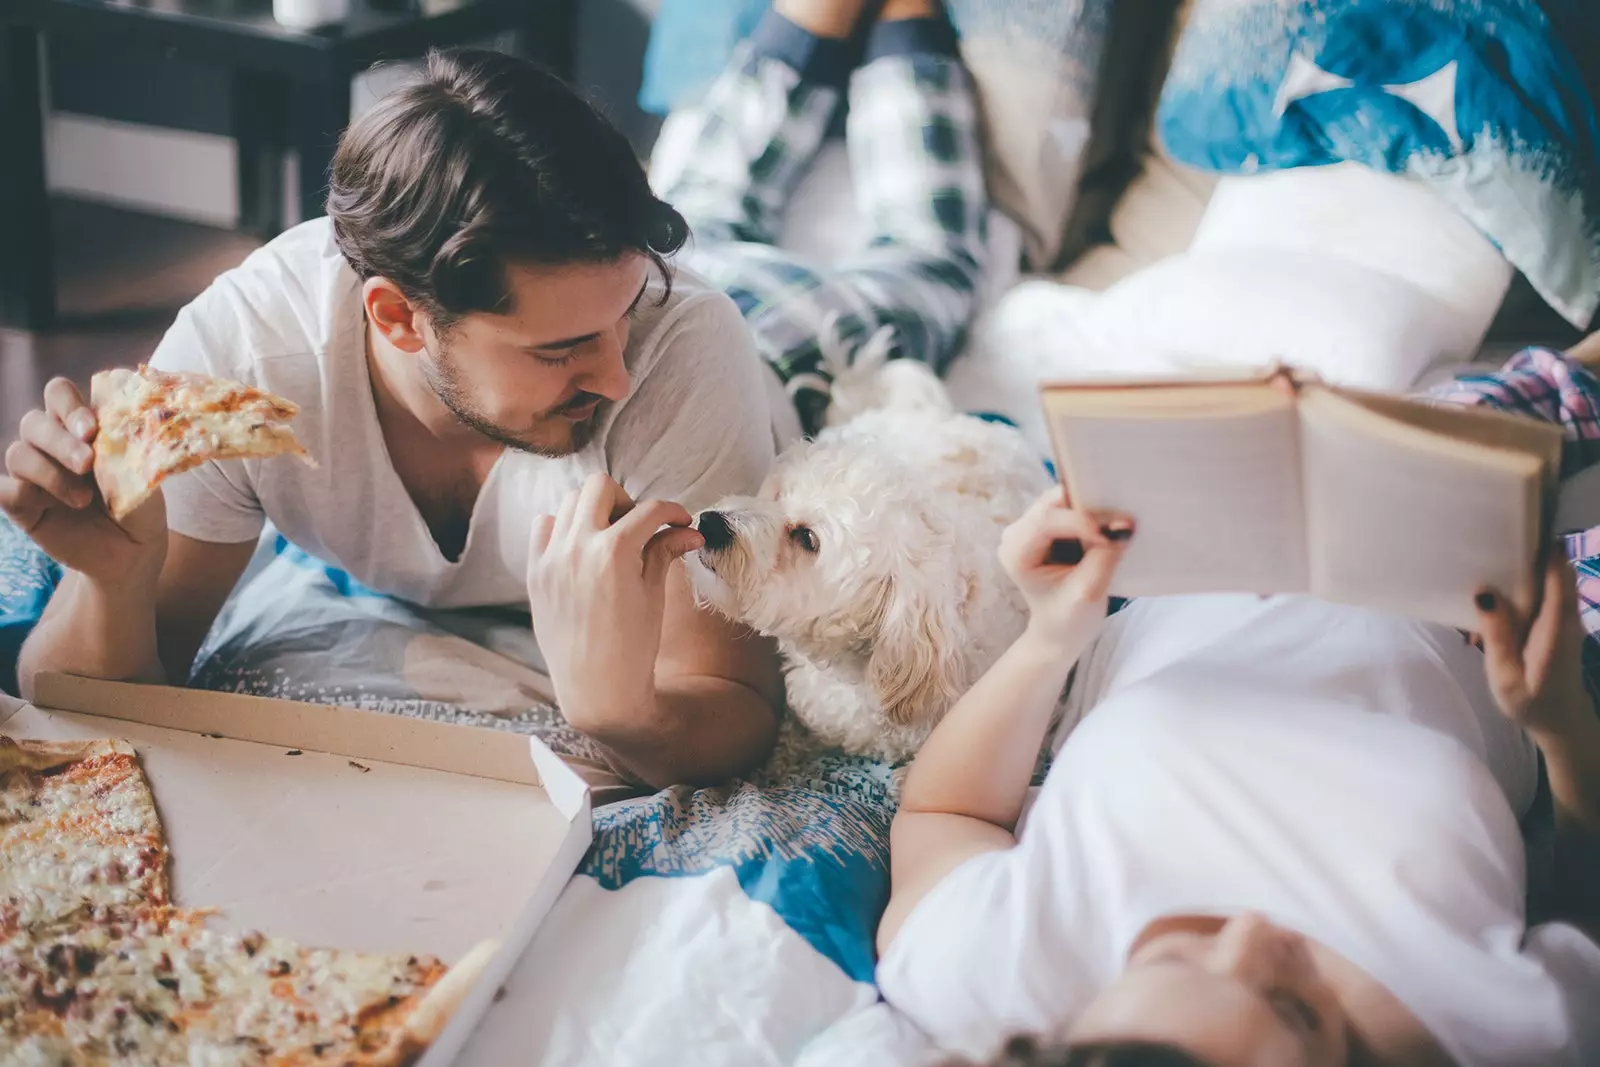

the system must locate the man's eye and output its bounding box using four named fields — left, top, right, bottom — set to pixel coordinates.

left=789, top=526, right=820, bottom=553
